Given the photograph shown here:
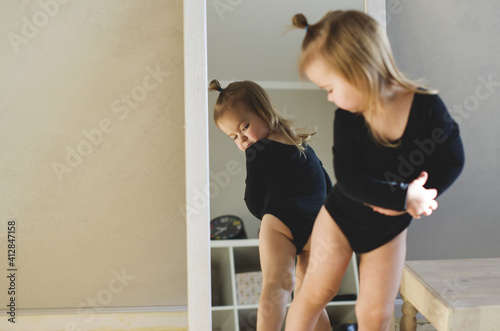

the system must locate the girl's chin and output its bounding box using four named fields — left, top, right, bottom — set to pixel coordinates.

left=243, top=142, right=253, bottom=151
